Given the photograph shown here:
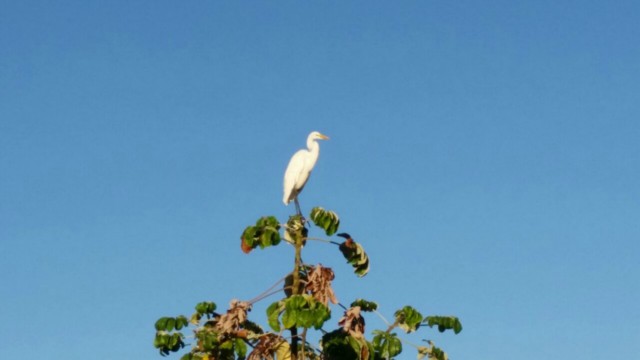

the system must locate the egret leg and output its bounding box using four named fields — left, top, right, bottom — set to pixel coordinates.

left=294, top=197, right=306, bottom=223
left=294, top=197, right=302, bottom=216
